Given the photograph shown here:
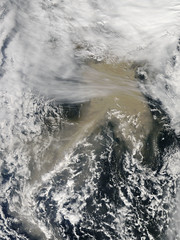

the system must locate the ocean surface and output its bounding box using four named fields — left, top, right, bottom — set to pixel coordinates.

left=0, top=1, right=180, bottom=239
